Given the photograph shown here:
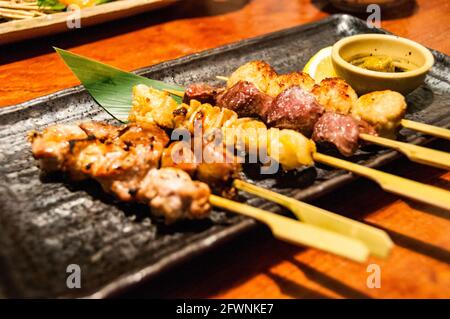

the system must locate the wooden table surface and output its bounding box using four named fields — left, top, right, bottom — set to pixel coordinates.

left=1, top=0, right=449, bottom=298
